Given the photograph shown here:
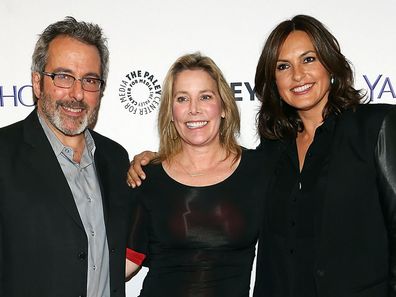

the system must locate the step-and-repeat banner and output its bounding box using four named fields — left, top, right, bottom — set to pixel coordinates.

left=1, top=0, right=395, bottom=295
